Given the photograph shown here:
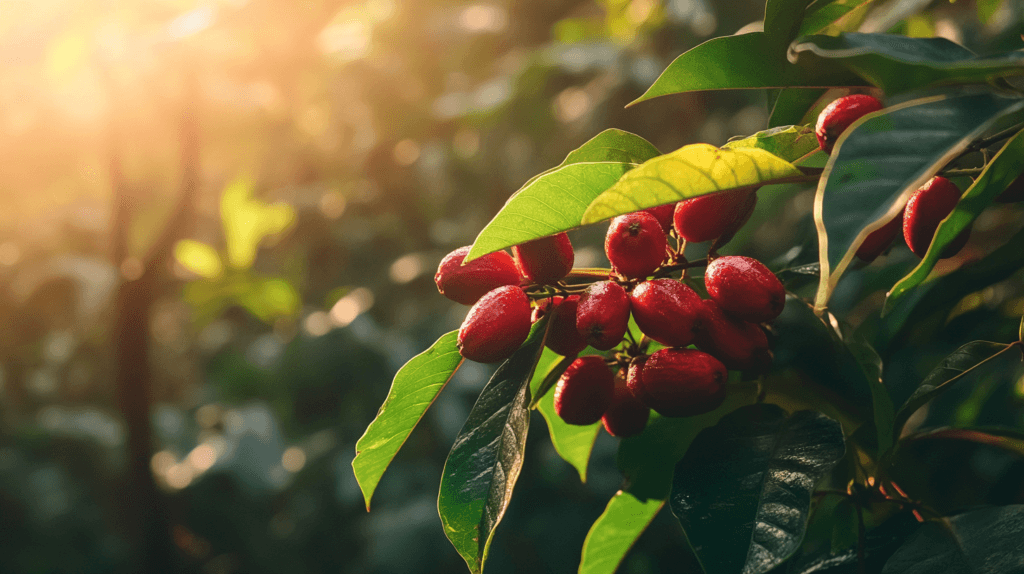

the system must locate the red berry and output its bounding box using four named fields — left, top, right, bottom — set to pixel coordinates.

left=903, top=176, right=971, bottom=258
left=605, top=212, right=668, bottom=279
left=815, top=94, right=884, bottom=154
left=704, top=256, right=785, bottom=323
left=694, top=300, right=772, bottom=372
left=856, top=211, right=904, bottom=263
left=434, top=246, right=521, bottom=305
left=457, top=285, right=531, bottom=363
left=626, top=355, right=655, bottom=407
left=543, top=295, right=588, bottom=357
left=554, top=356, right=615, bottom=425
left=576, top=281, right=631, bottom=351
left=673, top=189, right=757, bottom=244
left=513, top=232, right=574, bottom=285
left=643, top=203, right=677, bottom=234
left=531, top=295, right=562, bottom=323
left=996, top=173, right=1024, bottom=203
left=639, top=348, right=727, bottom=417
left=602, top=368, right=650, bottom=438
left=630, top=279, right=703, bottom=348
